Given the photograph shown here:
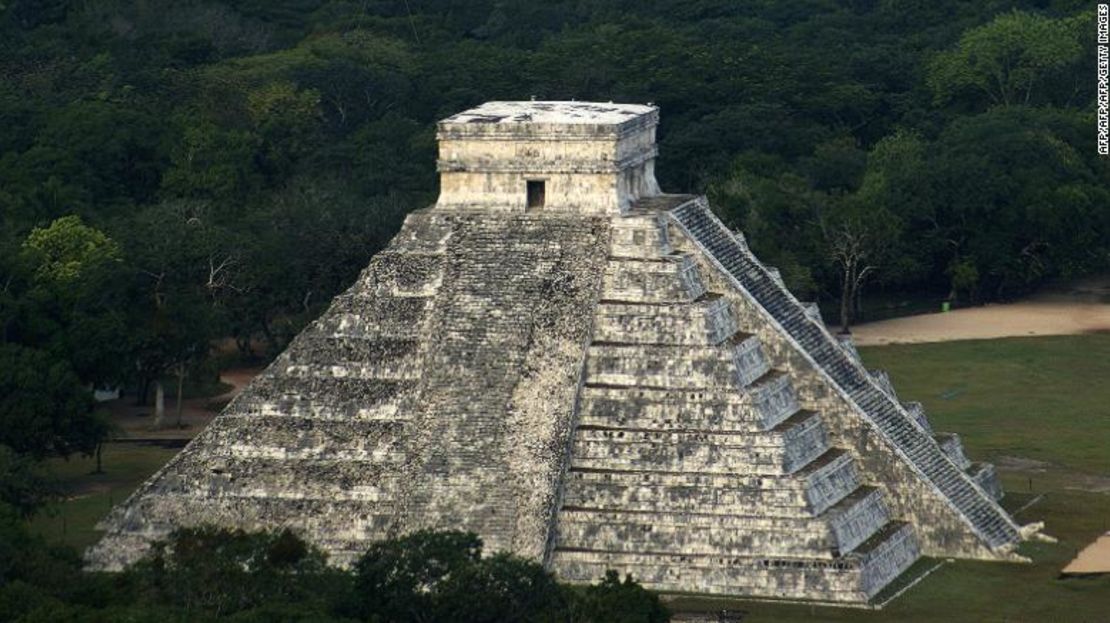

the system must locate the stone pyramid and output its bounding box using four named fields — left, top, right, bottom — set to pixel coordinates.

left=88, top=101, right=1030, bottom=603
